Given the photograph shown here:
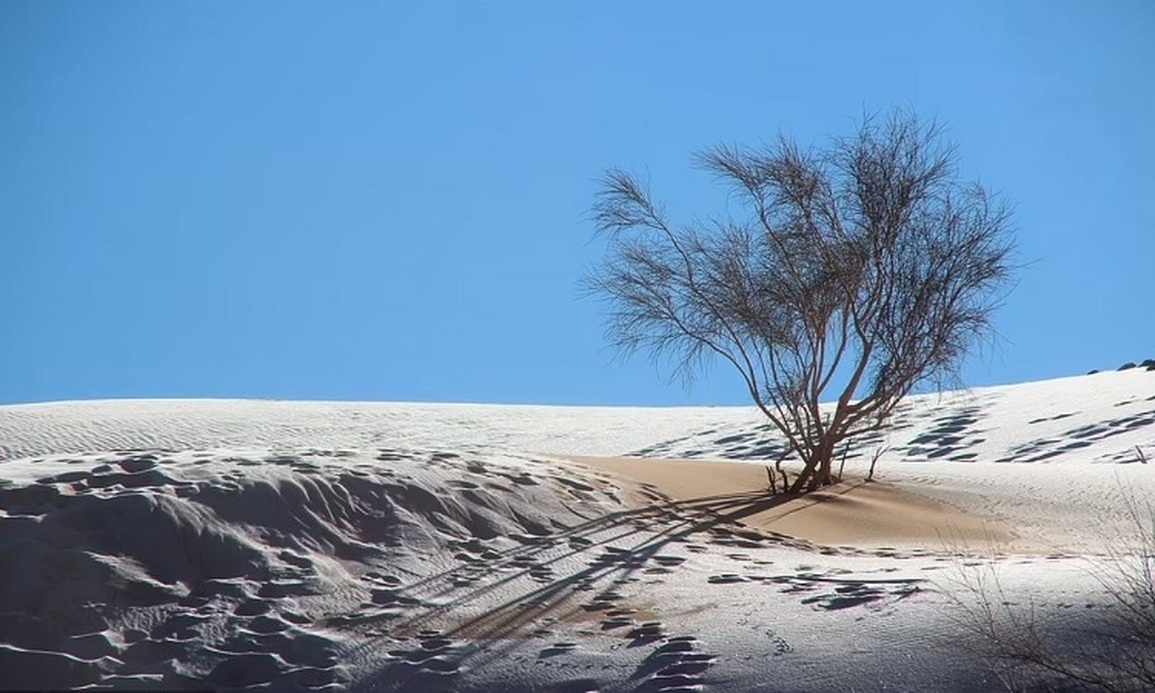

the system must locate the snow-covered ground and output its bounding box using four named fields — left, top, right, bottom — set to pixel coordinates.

left=1, top=369, right=1152, bottom=691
